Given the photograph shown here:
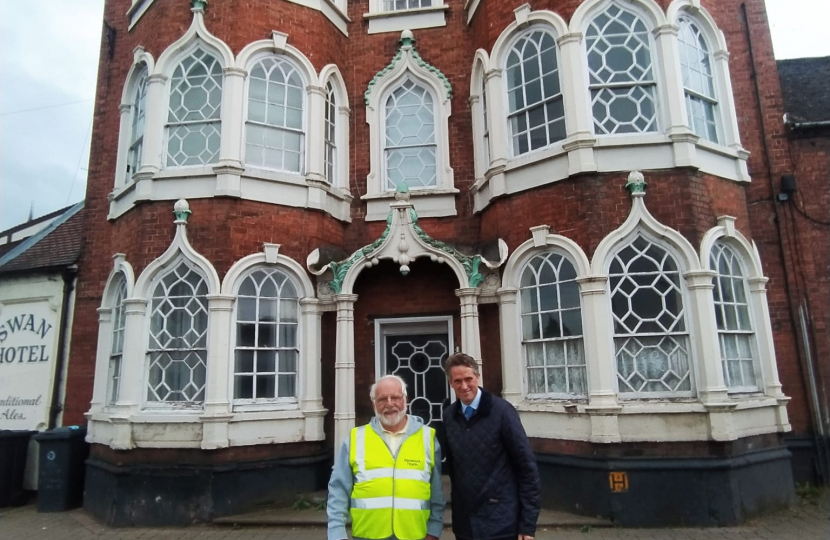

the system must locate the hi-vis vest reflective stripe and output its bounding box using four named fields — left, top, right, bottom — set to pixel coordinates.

left=349, top=424, right=435, bottom=540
